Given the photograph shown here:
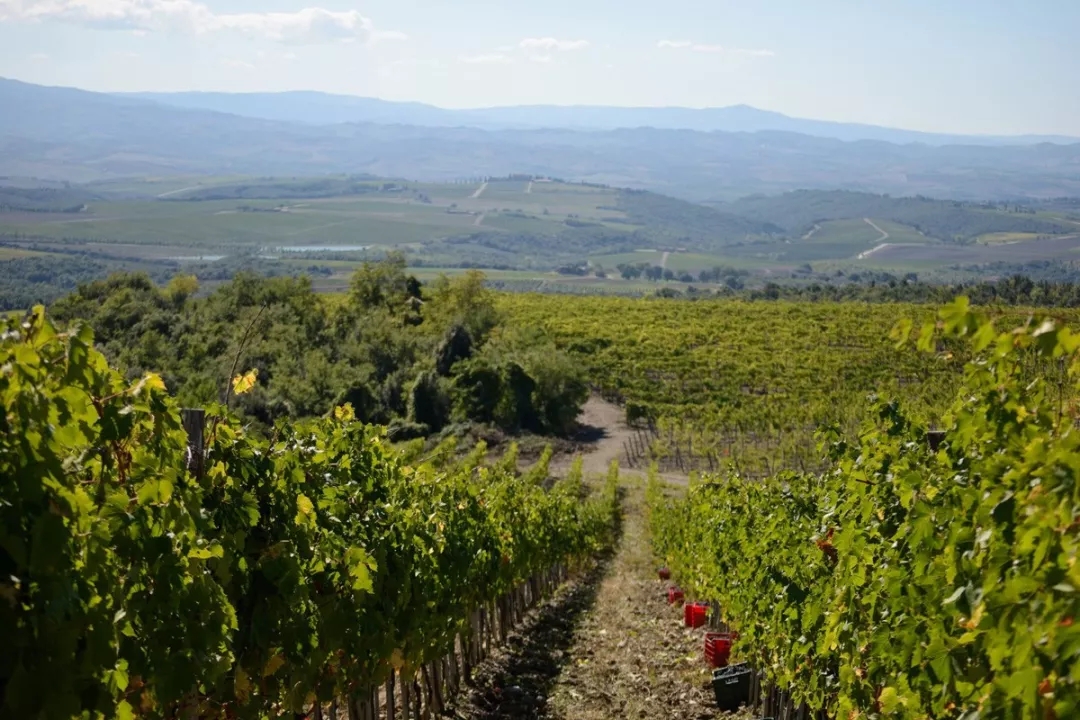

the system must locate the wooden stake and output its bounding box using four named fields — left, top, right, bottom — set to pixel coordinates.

left=385, top=672, right=396, bottom=720
left=181, top=408, right=205, bottom=480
